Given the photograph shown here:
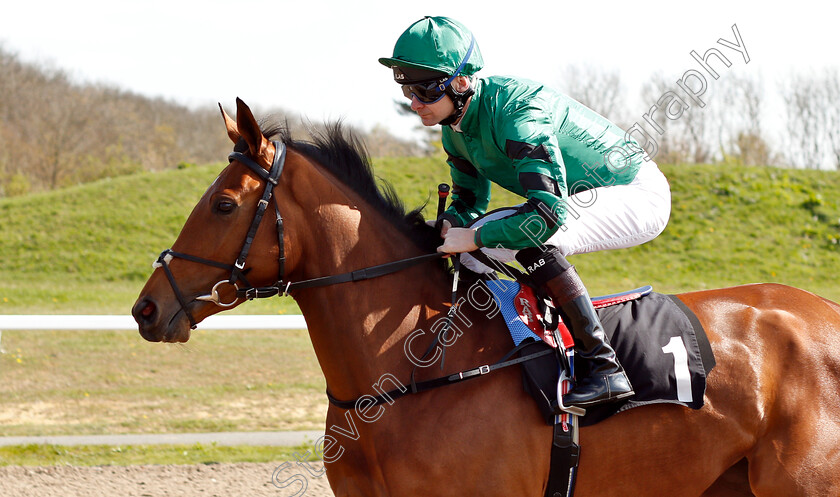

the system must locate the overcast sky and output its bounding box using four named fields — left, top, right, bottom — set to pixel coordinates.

left=1, top=1, right=837, bottom=142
